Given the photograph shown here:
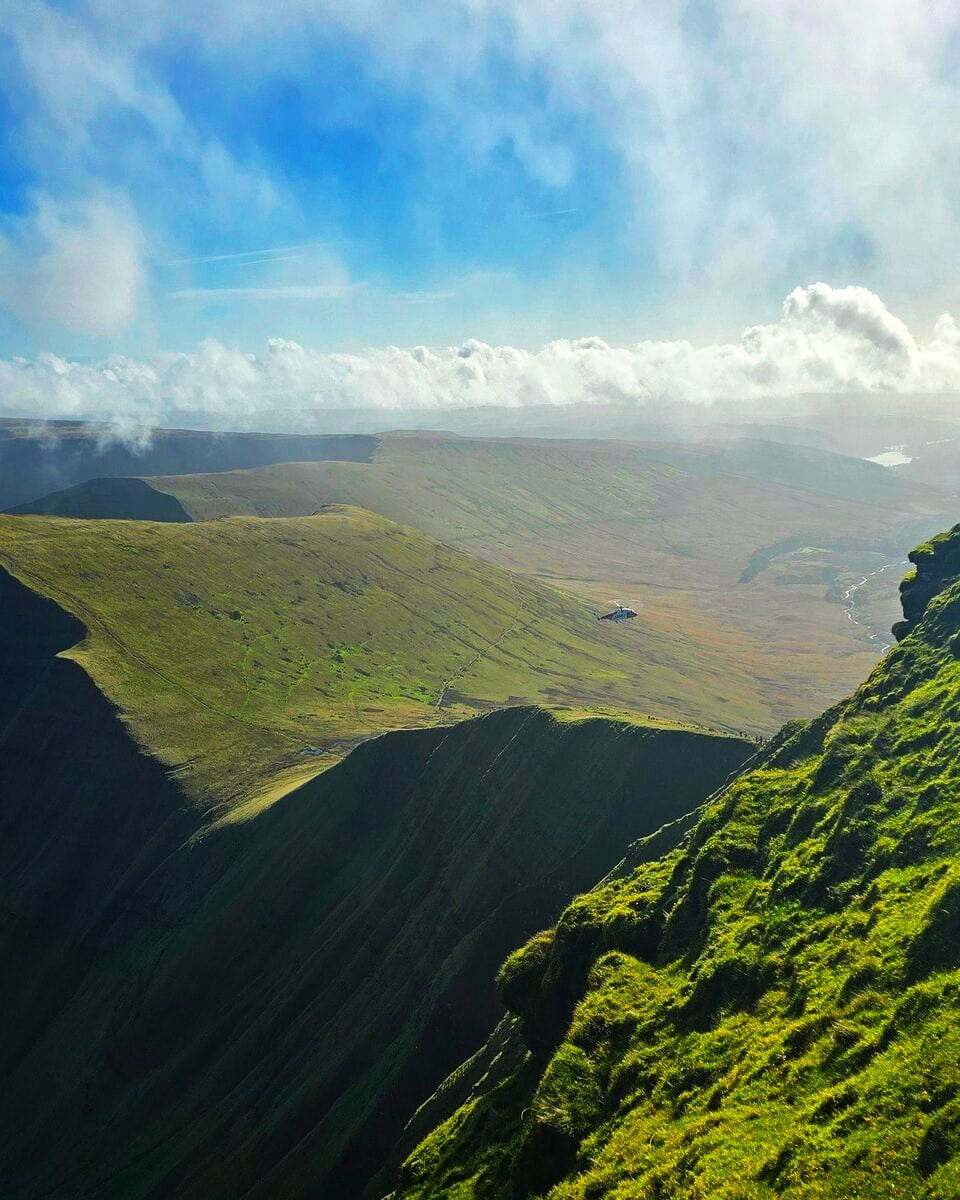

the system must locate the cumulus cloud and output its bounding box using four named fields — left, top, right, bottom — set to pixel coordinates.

left=1, top=283, right=959, bottom=433
left=0, top=195, right=145, bottom=335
